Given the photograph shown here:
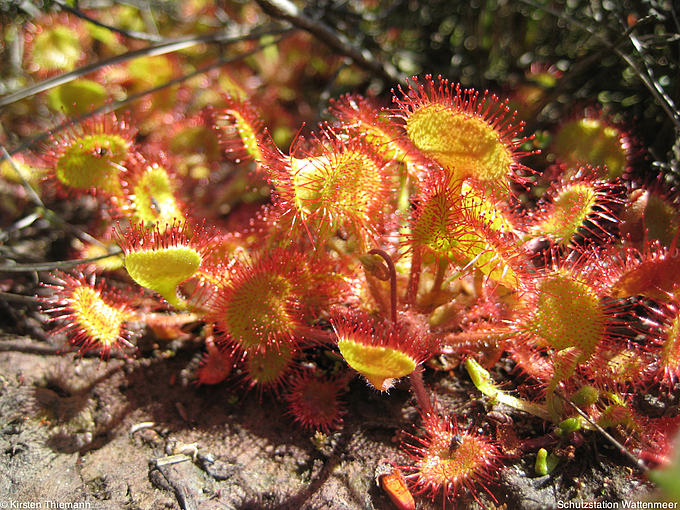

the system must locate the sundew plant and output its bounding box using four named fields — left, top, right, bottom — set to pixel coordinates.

left=1, top=1, right=680, bottom=509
